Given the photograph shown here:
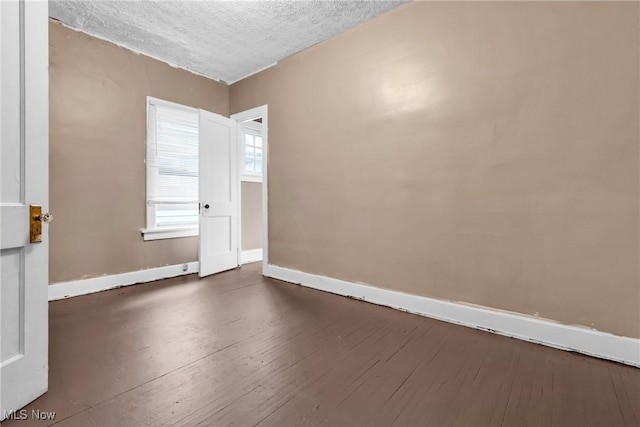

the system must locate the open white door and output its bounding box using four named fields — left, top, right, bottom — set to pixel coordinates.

left=1, top=0, right=49, bottom=419
left=198, top=110, right=239, bottom=277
